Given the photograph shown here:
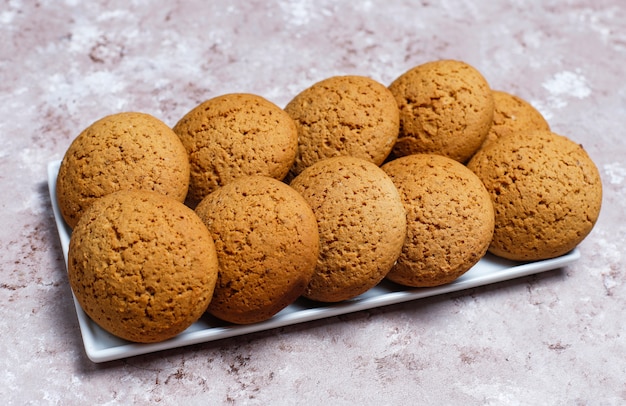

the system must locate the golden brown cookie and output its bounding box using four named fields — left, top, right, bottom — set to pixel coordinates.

left=68, top=190, right=218, bottom=343
left=481, top=90, right=550, bottom=148
left=194, top=176, right=319, bottom=324
left=173, top=93, right=298, bottom=207
left=284, top=75, right=400, bottom=176
left=289, top=156, right=407, bottom=302
left=56, top=112, right=190, bottom=228
left=467, top=130, right=602, bottom=261
left=388, top=59, right=494, bottom=162
left=382, top=154, right=494, bottom=287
